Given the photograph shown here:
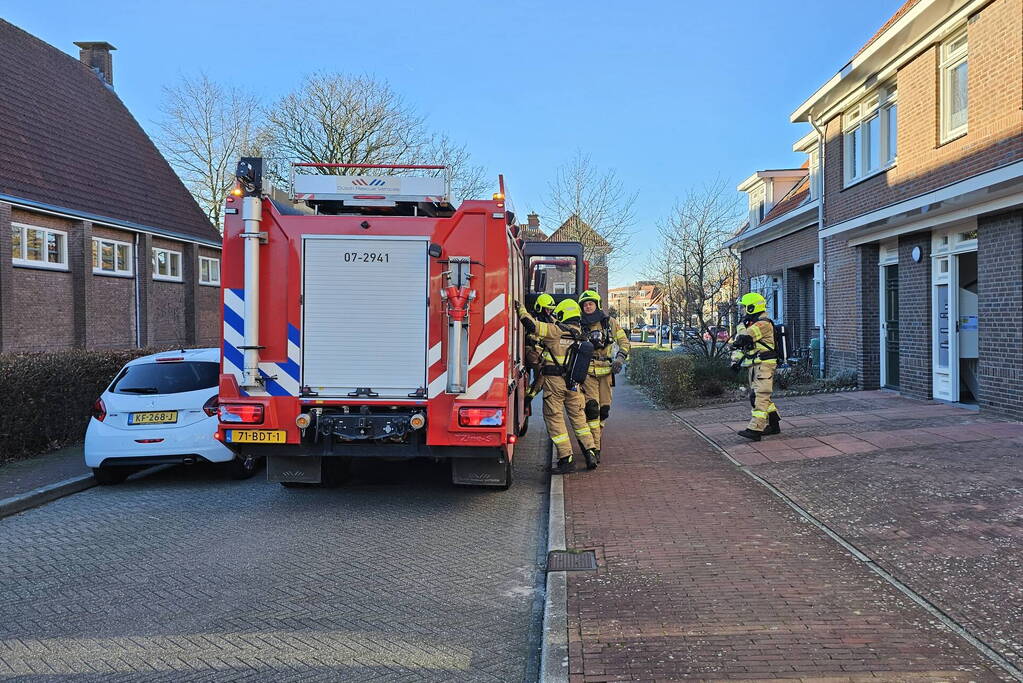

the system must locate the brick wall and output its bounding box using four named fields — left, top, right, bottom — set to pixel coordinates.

left=739, top=224, right=818, bottom=277
left=897, top=233, right=932, bottom=399
left=197, top=246, right=221, bottom=346
left=977, top=210, right=1023, bottom=419
left=88, top=226, right=137, bottom=349
left=148, top=237, right=188, bottom=348
left=6, top=209, right=76, bottom=351
left=1, top=206, right=220, bottom=352
left=822, top=238, right=880, bottom=386
left=824, top=0, right=1023, bottom=227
